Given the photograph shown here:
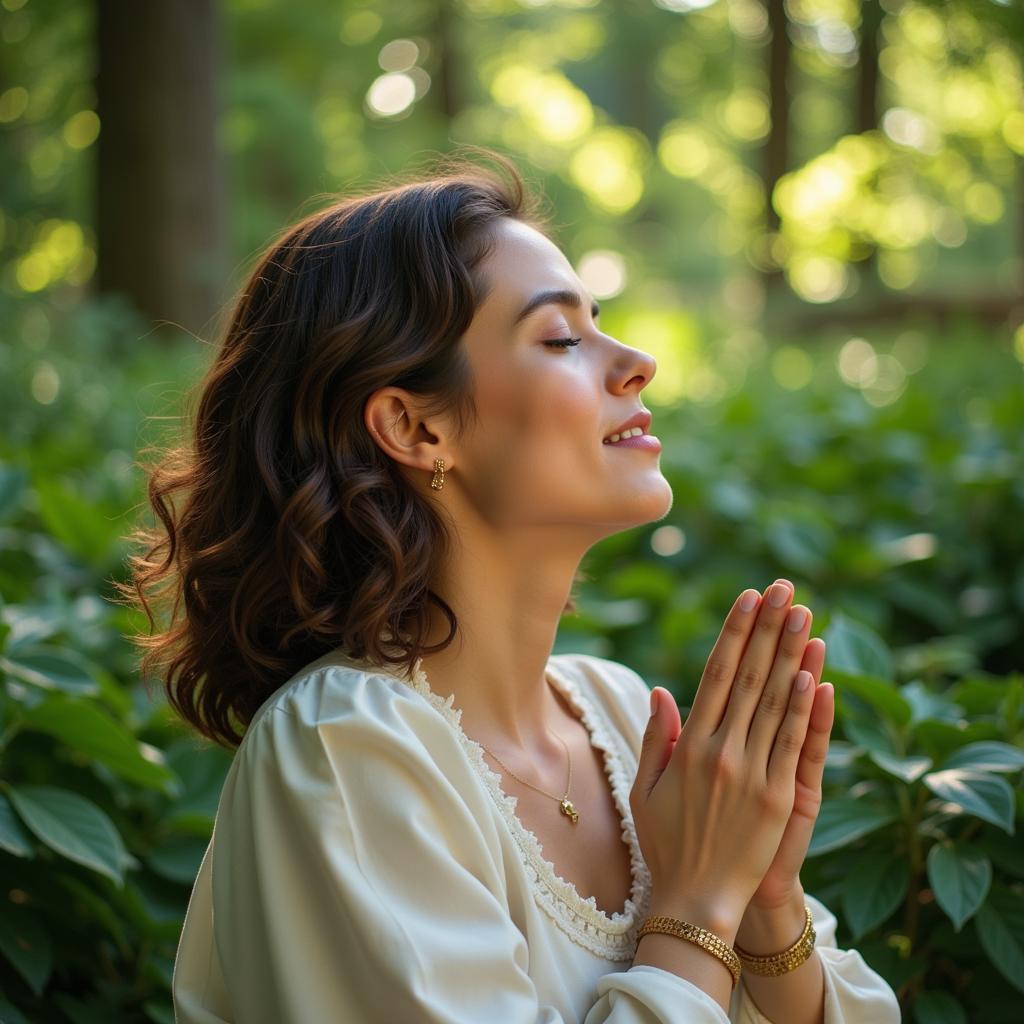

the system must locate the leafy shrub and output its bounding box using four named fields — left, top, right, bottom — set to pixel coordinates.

left=1, top=297, right=1021, bottom=1020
